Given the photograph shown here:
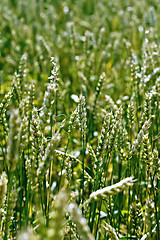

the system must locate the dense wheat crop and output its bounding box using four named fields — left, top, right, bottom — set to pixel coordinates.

left=0, top=0, right=160, bottom=239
